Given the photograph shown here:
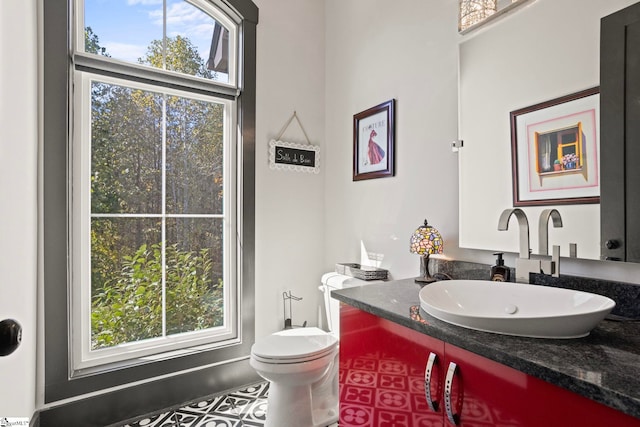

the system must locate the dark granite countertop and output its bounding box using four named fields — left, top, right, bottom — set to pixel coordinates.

left=331, top=278, right=640, bottom=420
